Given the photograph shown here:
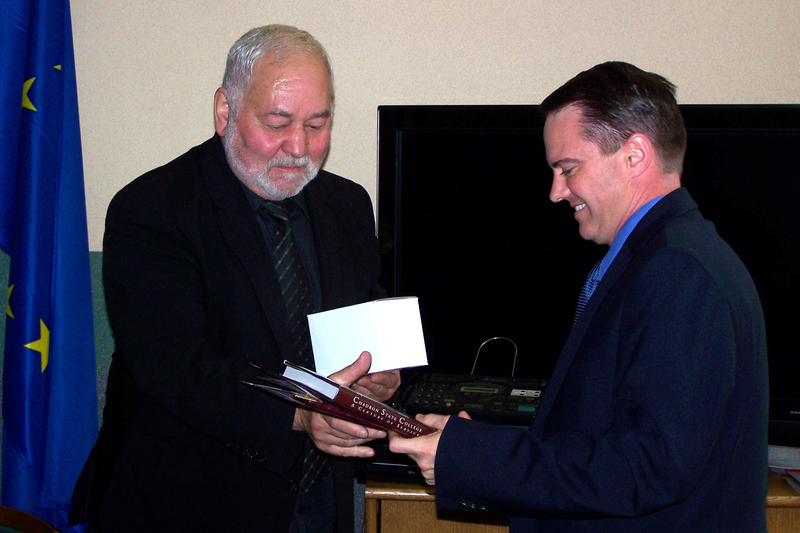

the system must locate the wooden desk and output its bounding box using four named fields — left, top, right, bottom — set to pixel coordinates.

left=364, top=474, right=800, bottom=533
left=767, top=472, right=800, bottom=533
left=364, top=481, right=507, bottom=533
